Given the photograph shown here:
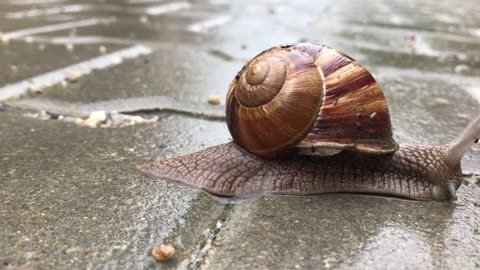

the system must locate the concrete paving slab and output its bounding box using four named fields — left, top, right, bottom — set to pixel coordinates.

left=0, top=40, right=125, bottom=87
left=36, top=47, right=239, bottom=103
left=0, top=0, right=480, bottom=269
left=206, top=187, right=480, bottom=270
left=0, top=112, right=229, bottom=269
